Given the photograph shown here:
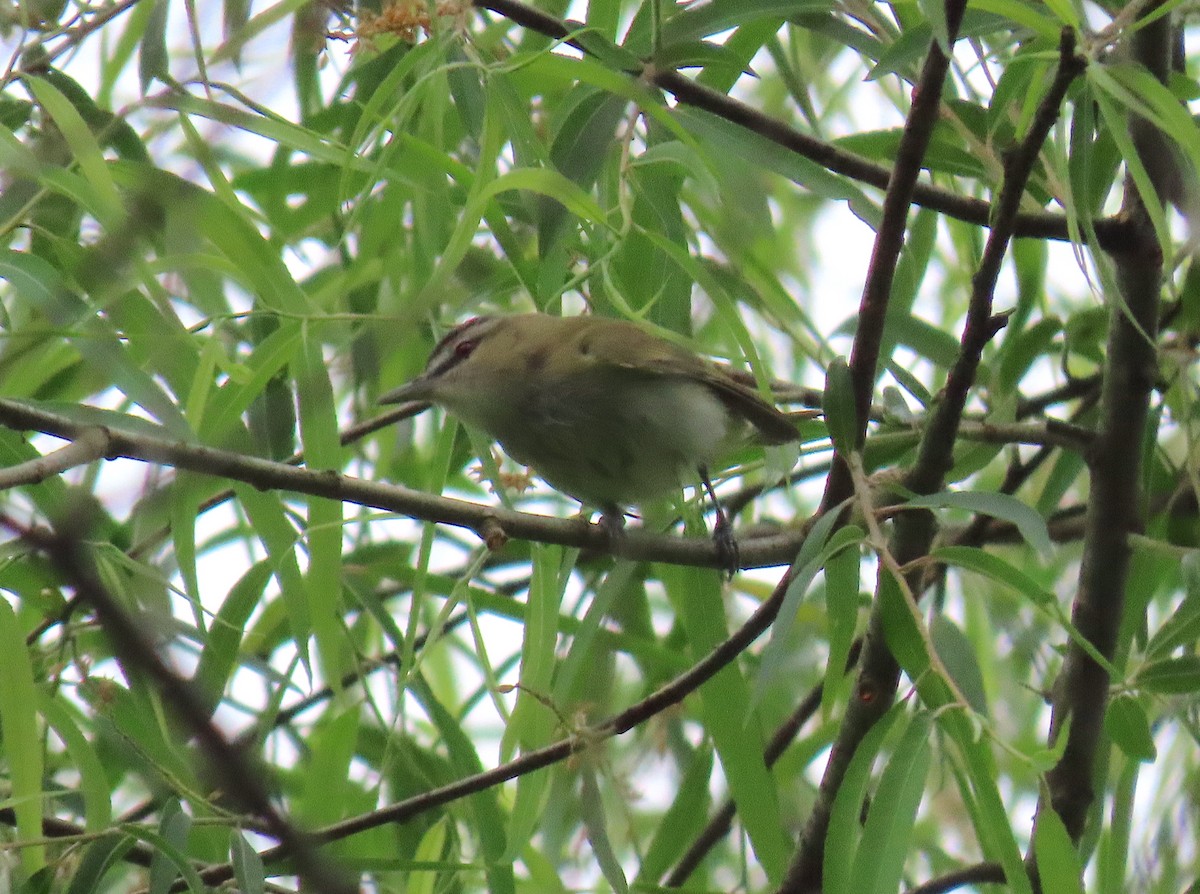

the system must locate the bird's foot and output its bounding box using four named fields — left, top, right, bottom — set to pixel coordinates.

left=599, top=507, right=629, bottom=559
left=712, top=512, right=740, bottom=579
left=698, top=465, right=740, bottom=579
